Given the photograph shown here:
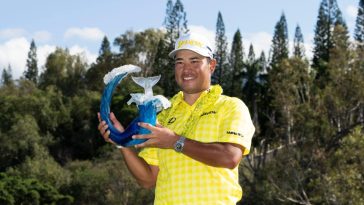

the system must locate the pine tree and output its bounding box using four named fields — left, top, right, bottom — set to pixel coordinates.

left=293, top=25, right=306, bottom=58
left=354, top=0, right=364, bottom=82
left=97, top=36, right=112, bottom=64
left=229, top=29, right=244, bottom=96
left=24, top=39, right=38, bottom=83
left=354, top=0, right=364, bottom=48
left=258, top=51, right=268, bottom=74
left=212, top=11, right=228, bottom=87
left=329, top=24, right=351, bottom=78
left=154, top=0, right=189, bottom=97
left=86, top=36, right=114, bottom=91
left=1, top=65, right=13, bottom=86
left=247, top=44, right=256, bottom=65
left=270, top=13, right=289, bottom=69
left=164, top=0, right=189, bottom=45
left=243, top=44, right=265, bottom=139
left=312, top=0, right=346, bottom=83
